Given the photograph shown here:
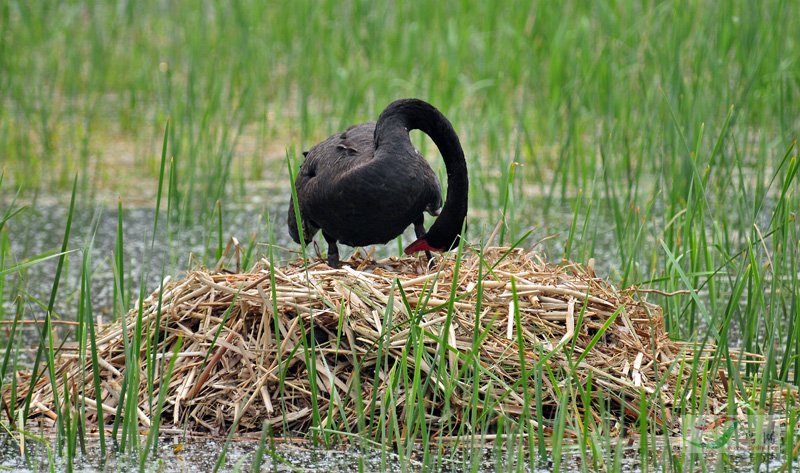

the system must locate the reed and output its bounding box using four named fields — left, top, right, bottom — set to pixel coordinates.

left=1, top=0, right=799, bottom=470
left=3, top=247, right=774, bottom=446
